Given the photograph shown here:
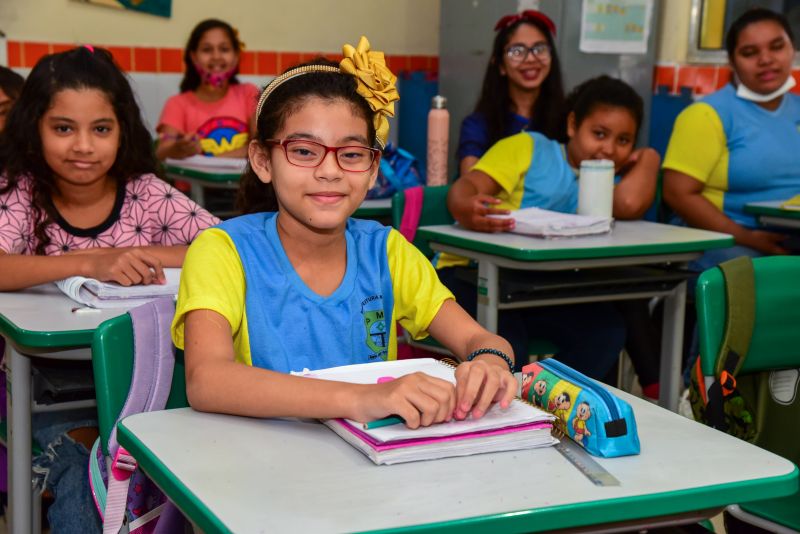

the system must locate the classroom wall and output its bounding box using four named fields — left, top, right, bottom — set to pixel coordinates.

left=0, top=0, right=440, bottom=133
